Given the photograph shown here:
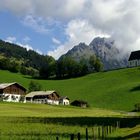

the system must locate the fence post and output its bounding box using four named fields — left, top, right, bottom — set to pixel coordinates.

left=109, top=125, right=112, bottom=134
left=104, top=126, right=107, bottom=138
left=92, top=127, right=94, bottom=140
left=106, top=126, right=109, bottom=135
left=102, top=126, right=104, bottom=139
left=117, top=121, right=120, bottom=129
left=98, top=126, right=101, bottom=138
left=113, top=124, right=116, bottom=132
left=70, top=134, right=74, bottom=140
left=86, top=128, right=88, bottom=140
left=77, top=132, right=80, bottom=140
